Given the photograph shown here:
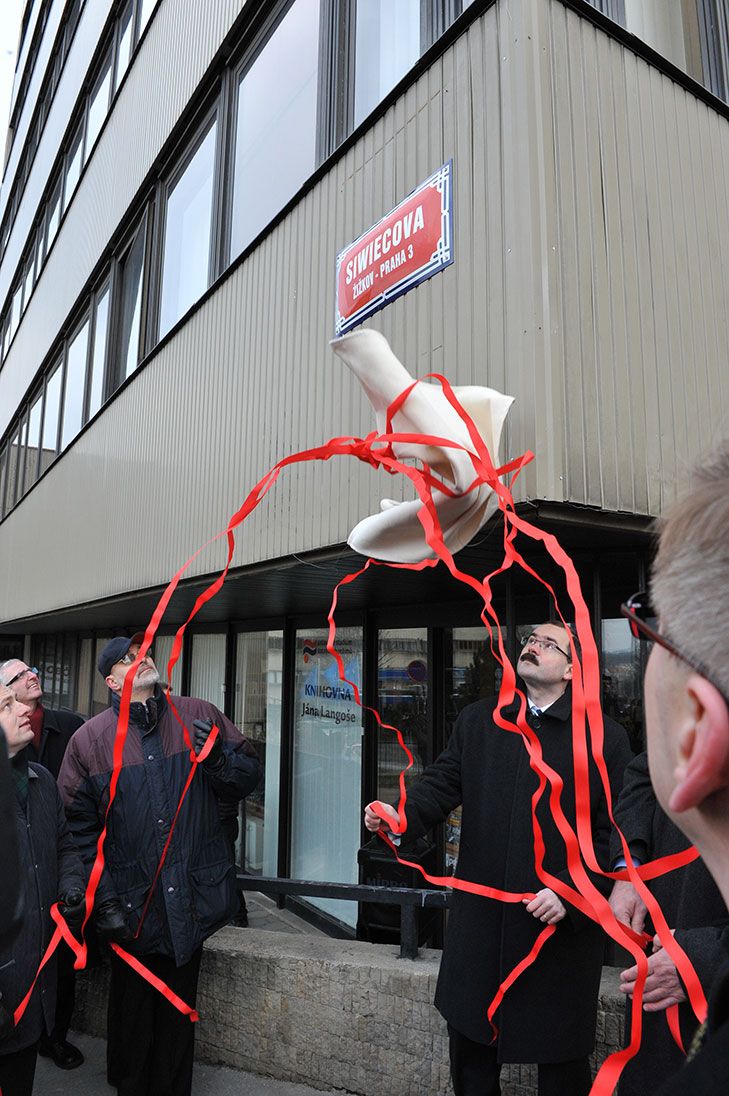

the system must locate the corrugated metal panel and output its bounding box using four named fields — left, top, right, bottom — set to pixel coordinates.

left=2, top=0, right=729, bottom=624
left=548, top=0, right=729, bottom=513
